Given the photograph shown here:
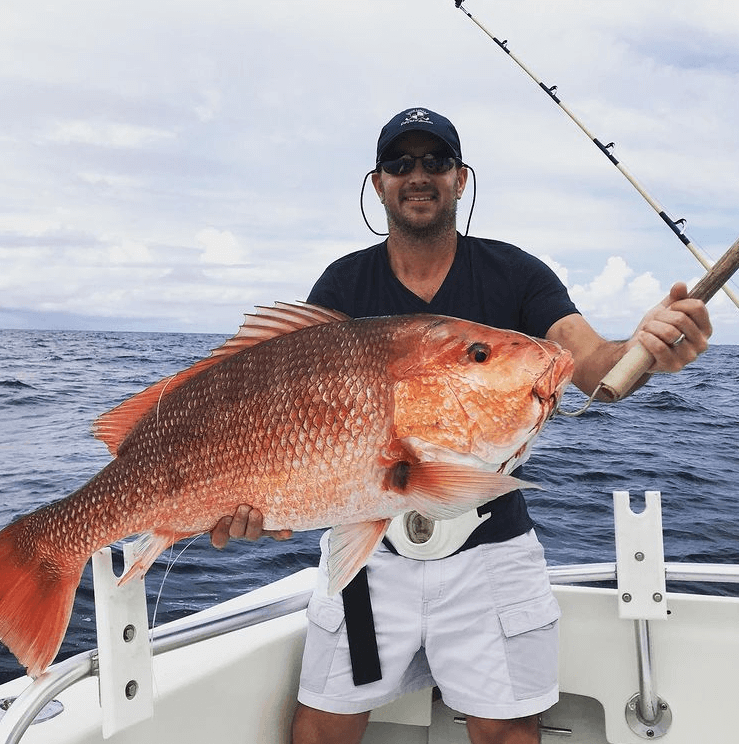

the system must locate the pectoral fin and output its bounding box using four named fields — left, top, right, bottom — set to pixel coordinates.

left=327, top=519, right=391, bottom=595
left=391, top=461, right=539, bottom=521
